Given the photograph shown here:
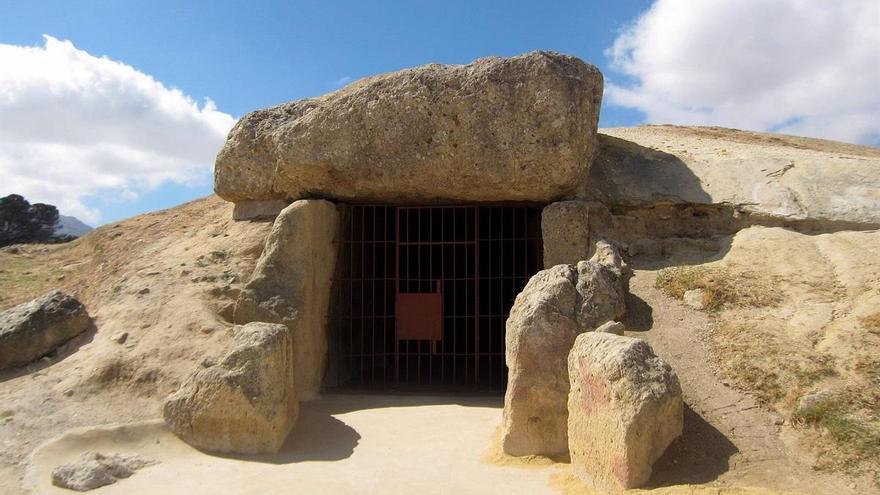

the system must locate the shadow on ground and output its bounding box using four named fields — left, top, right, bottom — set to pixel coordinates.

left=646, top=404, right=738, bottom=487
left=623, top=292, right=654, bottom=332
